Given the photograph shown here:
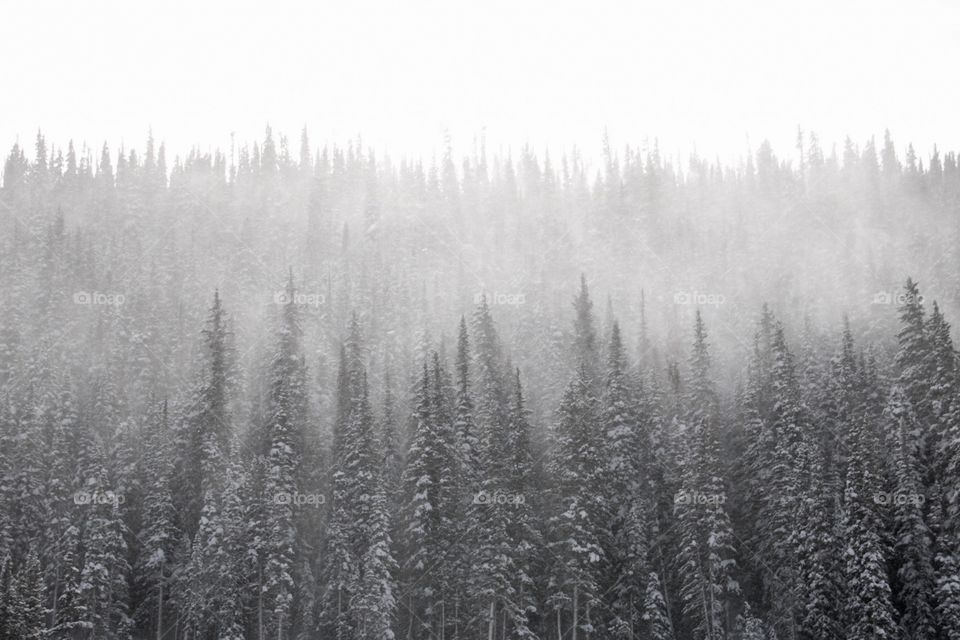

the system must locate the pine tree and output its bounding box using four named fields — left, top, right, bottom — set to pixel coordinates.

left=135, top=402, right=178, bottom=639
left=601, top=321, right=650, bottom=636
left=895, top=278, right=932, bottom=470
left=841, top=413, right=898, bottom=639
left=886, top=387, right=937, bottom=640
left=398, top=363, right=444, bottom=639
left=179, top=450, right=249, bottom=640
left=930, top=484, right=960, bottom=639
left=674, top=311, right=738, bottom=640
left=572, top=274, right=600, bottom=382
left=449, top=315, right=479, bottom=636
left=4, top=548, right=46, bottom=640
left=468, top=297, right=519, bottom=638
left=760, top=322, right=806, bottom=636
left=346, top=369, right=397, bottom=640
left=547, top=364, right=604, bottom=639
left=79, top=496, right=132, bottom=638
left=263, top=273, right=309, bottom=639
left=791, top=439, right=841, bottom=640
left=642, top=571, right=675, bottom=640
left=176, top=290, right=234, bottom=539
left=504, top=369, right=542, bottom=638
